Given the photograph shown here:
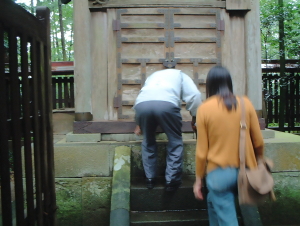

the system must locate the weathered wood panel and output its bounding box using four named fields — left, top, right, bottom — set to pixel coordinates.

left=226, top=0, right=250, bottom=10
left=122, top=43, right=165, bottom=59
left=122, top=85, right=140, bottom=102
left=122, top=64, right=142, bottom=80
left=122, top=15, right=164, bottom=23
left=175, top=43, right=217, bottom=58
left=174, top=15, right=217, bottom=29
left=114, top=8, right=220, bottom=120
